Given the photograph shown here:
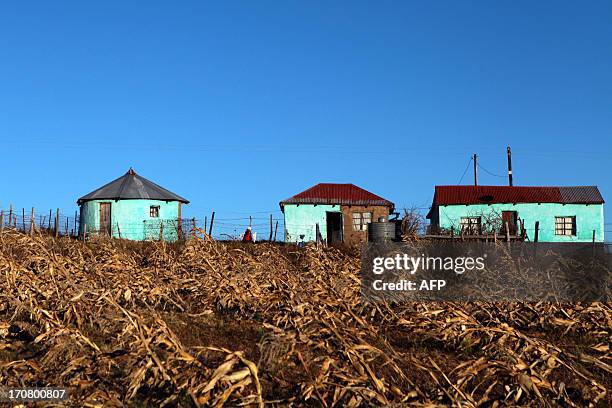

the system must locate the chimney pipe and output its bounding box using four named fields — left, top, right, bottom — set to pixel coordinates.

left=507, top=146, right=513, bottom=186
